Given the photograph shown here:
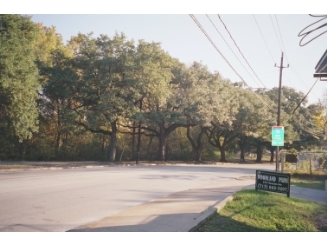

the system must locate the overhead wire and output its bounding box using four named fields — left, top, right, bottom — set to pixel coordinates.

left=253, top=15, right=296, bottom=99
left=269, top=14, right=283, bottom=52
left=298, top=14, right=327, bottom=47
left=274, top=15, right=287, bottom=55
left=206, top=14, right=261, bottom=89
left=252, top=15, right=275, bottom=63
left=274, top=15, right=310, bottom=90
left=253, top=15, right=316, bottom=118
left=254, top=15, right=291, bottom=102
left=217, top=14, right=268, bottom=89
left=214, top=14, right=277, bottom=106
left=189, top=14, right=275, bottom=112
left=252, top=14, right=289, bottom=103
left=291, top=78, right=319, bottom=114
left=274, top=16, right=322, bottom=129
left=282, top=73, right=299, bottom=89
left=296, top=124, right=326, bottom=139
left=189, top=15, right=245, bottom=82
